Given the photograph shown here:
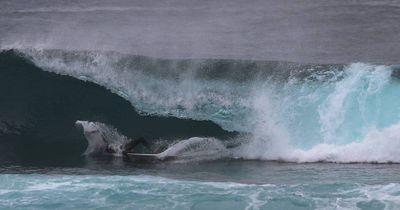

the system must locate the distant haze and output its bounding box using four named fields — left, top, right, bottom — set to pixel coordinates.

left=1, top=0, right=400, bottom=64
